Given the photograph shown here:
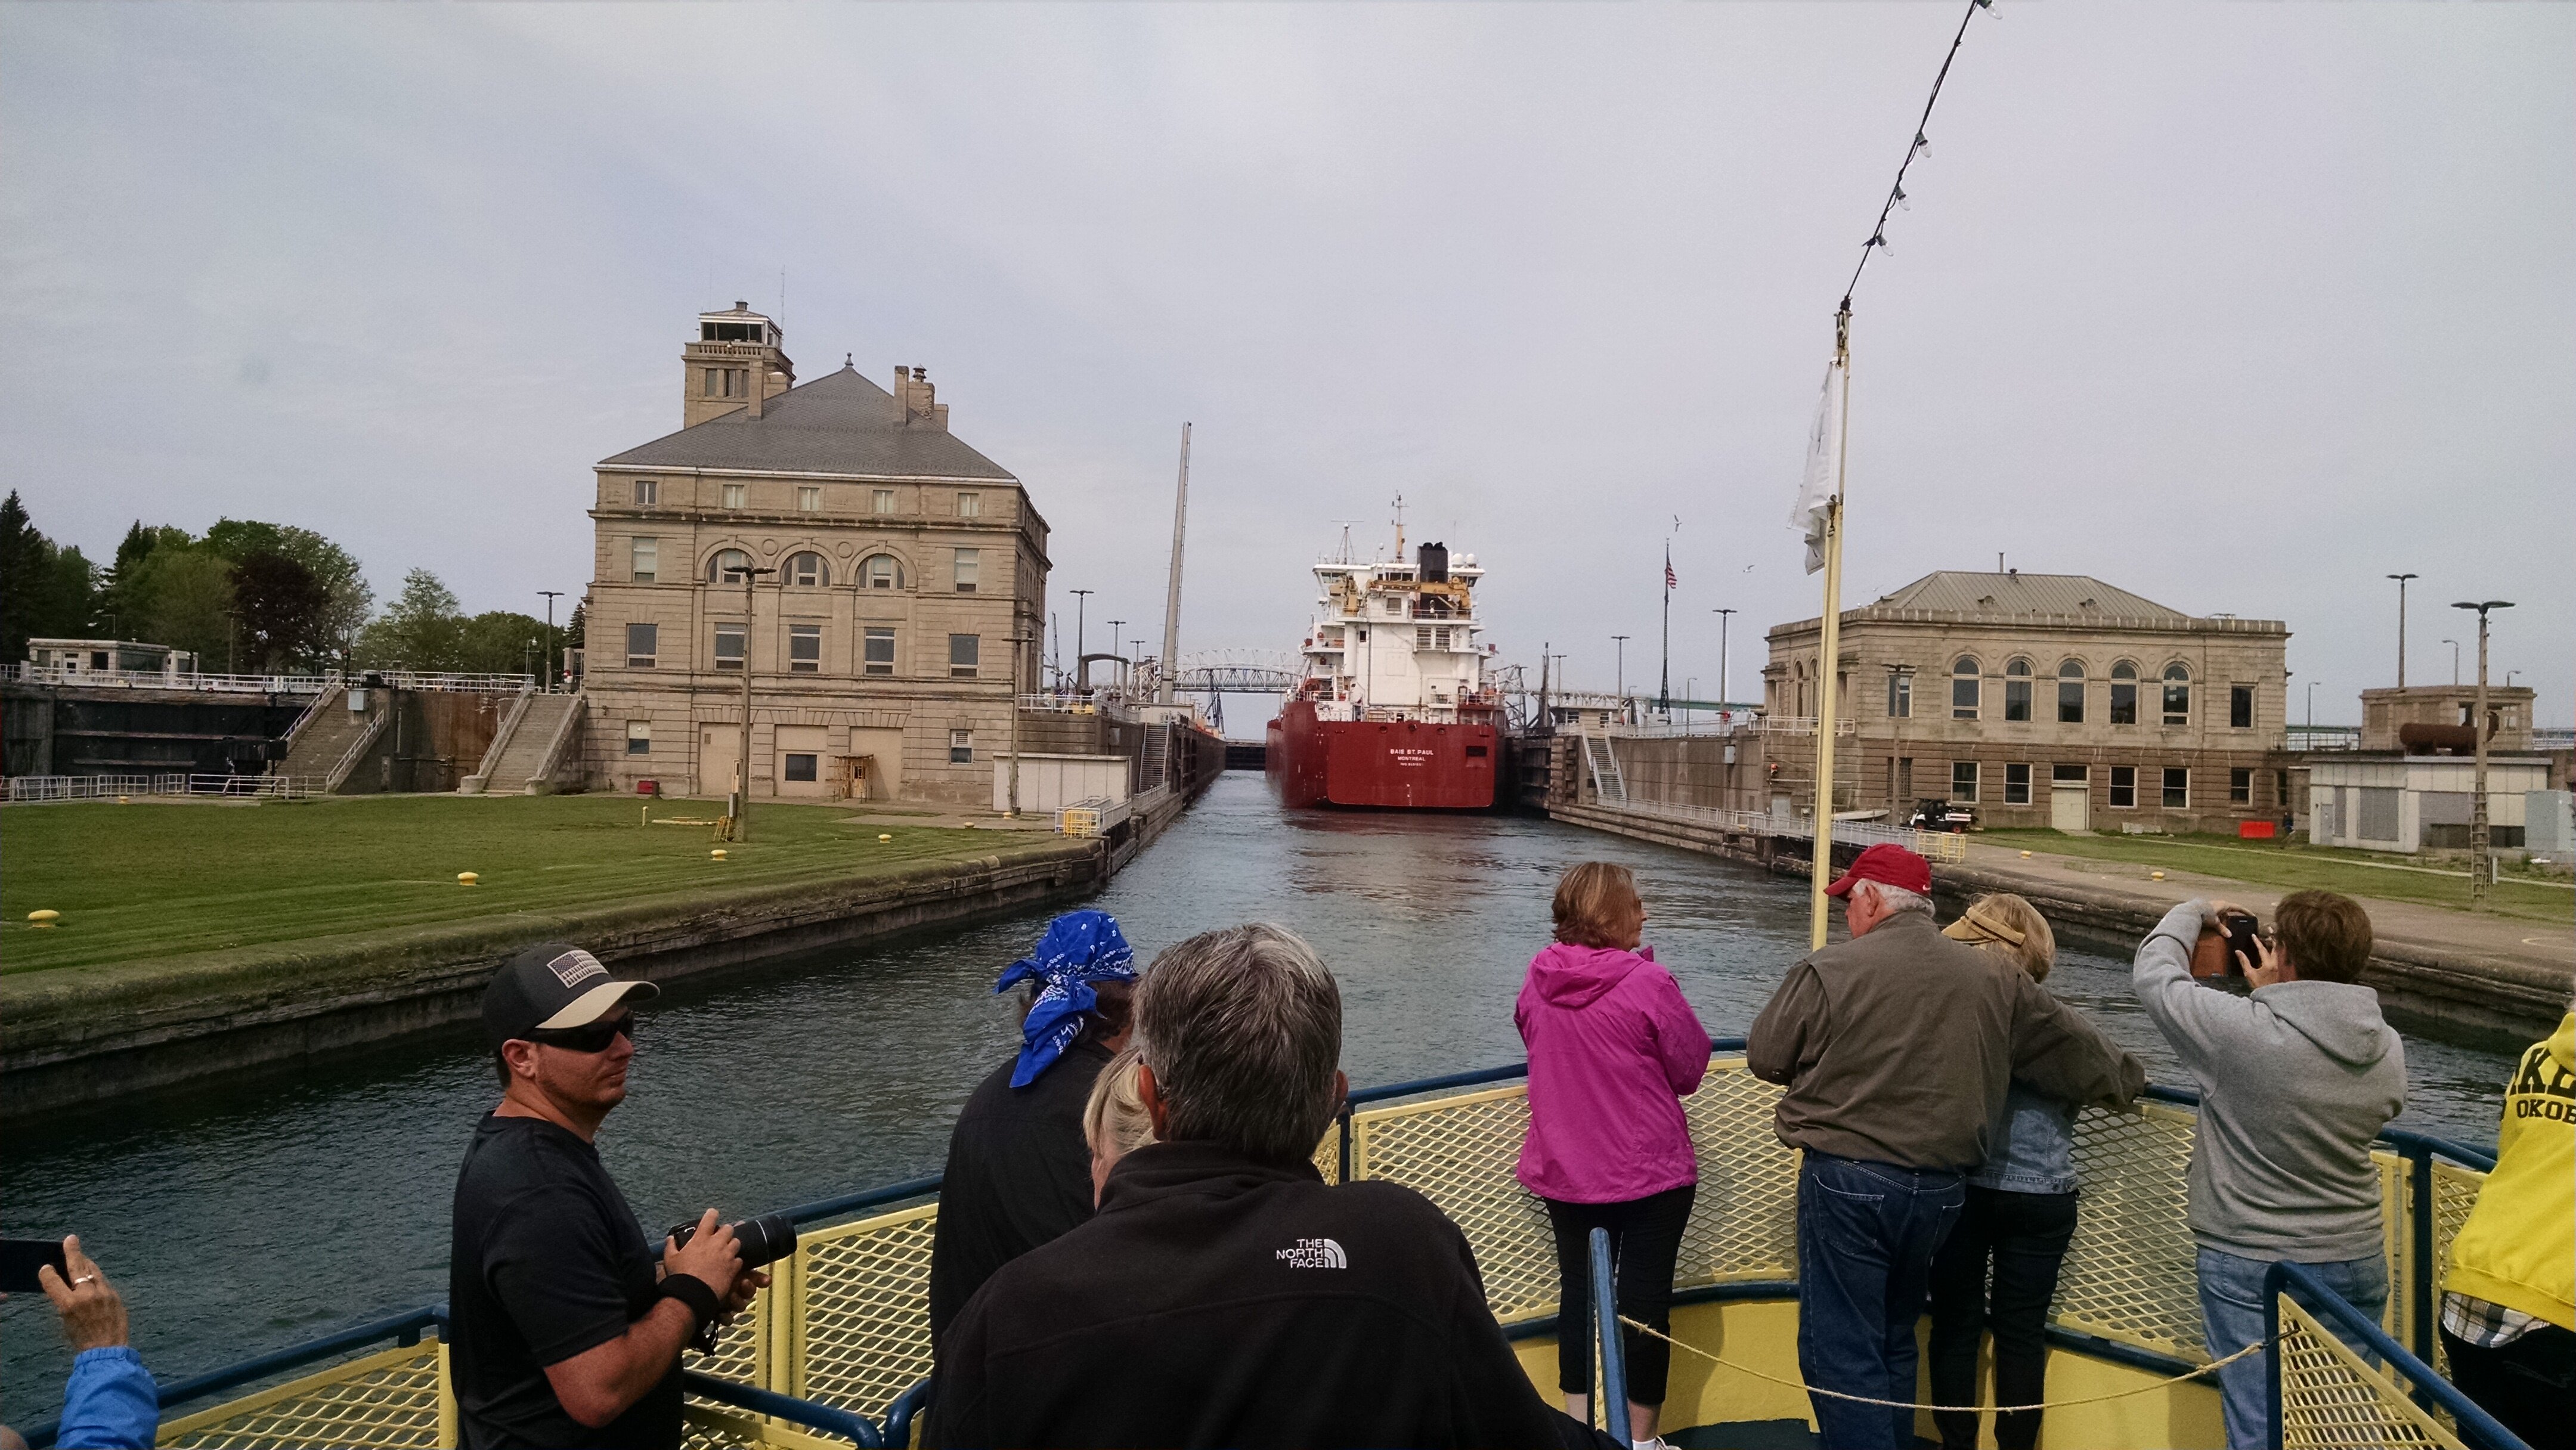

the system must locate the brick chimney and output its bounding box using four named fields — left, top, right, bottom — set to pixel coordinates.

left=894, top=364, right=949, bottom=431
